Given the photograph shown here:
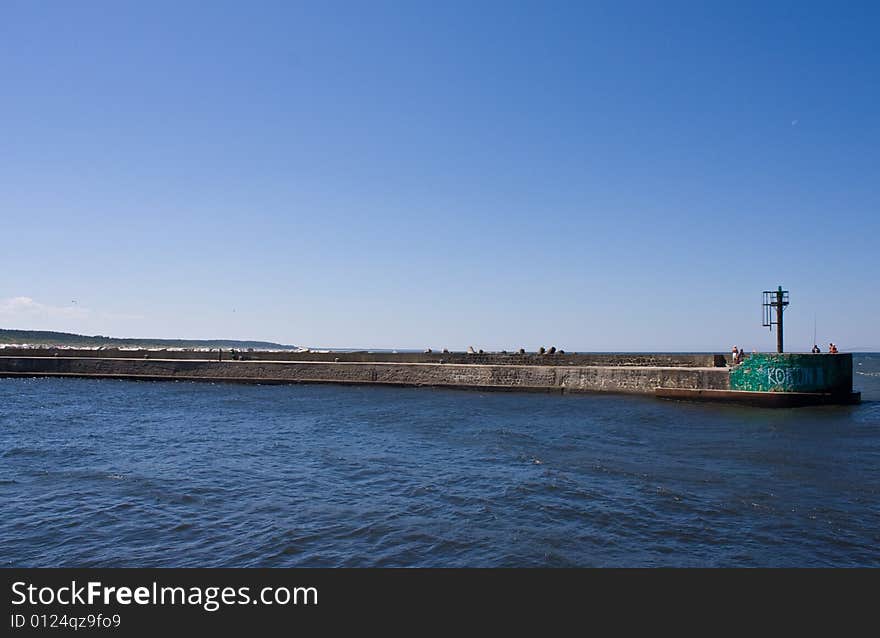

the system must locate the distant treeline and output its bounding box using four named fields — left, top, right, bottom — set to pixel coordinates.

left=0, top=329, right=297, bottom=350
